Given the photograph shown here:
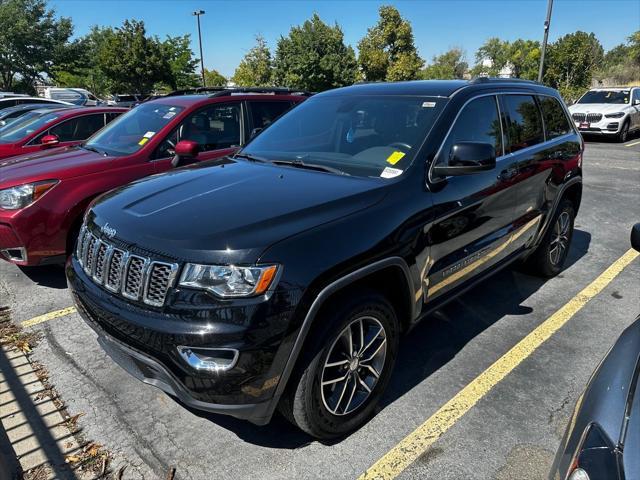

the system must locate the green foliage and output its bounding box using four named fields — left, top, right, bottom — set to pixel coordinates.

left=357, top=5, right=423, bottom=81
left=508, top=39, right=540, bottom=80
left=204, top=68, right=226, bottom=87
left=593, top=31, right=640, bottom=86
left=472, top=38, right=539, bottom=79
left=273, top=14, right=357, bottom=91
left=543, top=31, right=604, bottom=96
left=96, top=20, right=172, bottom=94
left=231, top=35, right=273, bottom=86
left=421, top=48, right=467, bottom=80
left=161, top=34, right=200, bottom=90
left=0, top=0, right=73, bottom=91
left=473, top=37, right=511, bottom=77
